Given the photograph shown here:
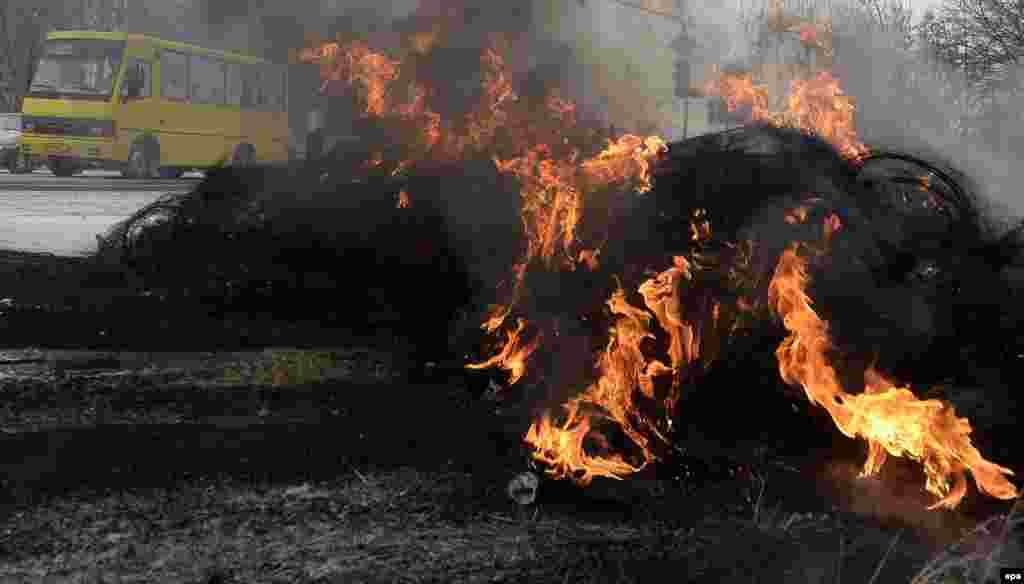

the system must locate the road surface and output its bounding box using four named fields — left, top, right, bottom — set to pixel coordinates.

left=0, top=169, right=200, bottom=256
